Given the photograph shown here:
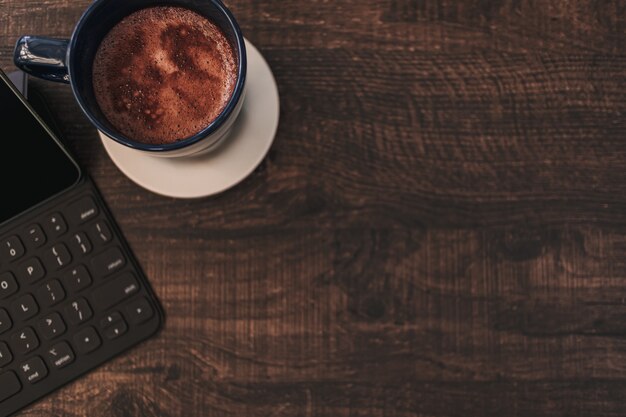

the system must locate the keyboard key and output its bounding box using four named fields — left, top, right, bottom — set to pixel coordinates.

left=16, top=257, right=46, bottom=284
left=73, top=327, right=101, bottom=354
left=0, top=308, right=12, bottom=335
left=11, top=327, right=39, bottom=355
left=90, top=220, right=112, bottom=245
left=36, top=280, right=66, bottom=307
left=11, top=294, right=39, bottom=321
left=0, top=271, right=19, bottom=299
left=37, top=313, right=66, bottom=340
left=0, top=342, right=12, bottom=367
left=19, top=356, right=48, bottom=384
left=92, top=273, right=139, bottom=311
left=91, top=247, right=126, bottom=279
left=46, top=342, right=75, bottom=369
left=43, top=243, right=72, bottom=271
left=67, top=197, right=99, bottom=224
left=104, top=320, right=128, bottom=340
left=69, top=232, right=92, bottom=257
left=100, top=311, right=123, bottom=329
left=63, top=265, right=92, bottom=293
left=24, top=224, right=46, bottom=249
left=44, top=212, right=67, bottom=237
left=64, top=298, right=93, bottom=325
left=0, top=371, right=21, bottom=402
left=125, top=297, right=154, bottom=325
left=1, top=236, right=25, bottom=263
